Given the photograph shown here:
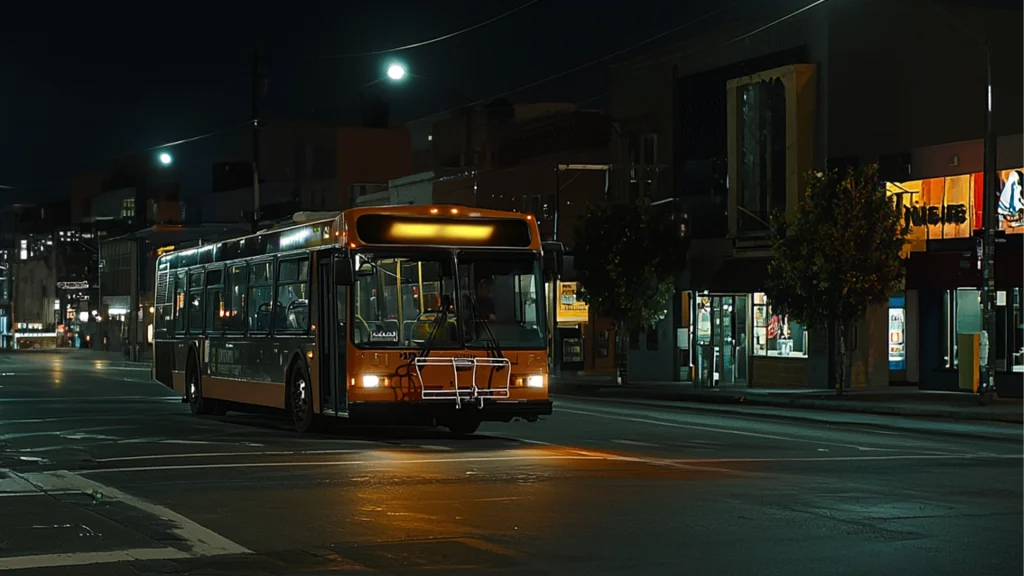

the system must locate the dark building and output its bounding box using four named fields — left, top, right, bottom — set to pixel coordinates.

left=609, top=0, right=1023, bottom=393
